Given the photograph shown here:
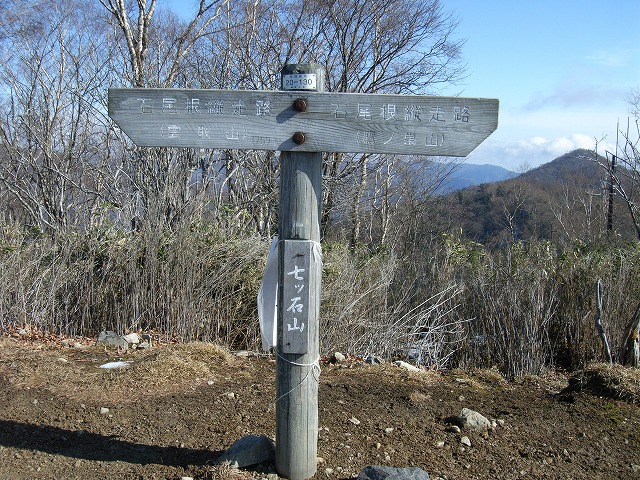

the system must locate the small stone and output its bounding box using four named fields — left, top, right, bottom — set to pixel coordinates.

left=73, top=342, right=83, bottom=349
left=96, top=331, right=128, bottom=350
left=363, top=354, right=384, bottom=365
left=435, top=440, right=445, bottom=448
left=458, top=407, right=492, bottom=431
left=57, top=357, right=68, bottom=364
left=325, top=468, right=334, bottom=475
left=180, top=477, right=194, bottom=480
left=223, top=392, right=236, bottom=399
left=392, top=360, right=421, bottom=373
left=216, top=435, right=275, bottom=468
left=446, top=425, right=461, bottom=433
left=333, top=352, right=346, bottom=363
left=100, top=407, right=110, bottom=415
left=356, top=466, right=429, bottom=480
left=384, top=427, right=394, bottom=433
left=375, top=442, right=382, bottom=449
left=460, top=436, right=471, bottom=447
left=207, top=380, right=214, bottom=386
left=349, top=416, right=361, bottom=425
left=31, top=399, right=38, bottom=406
left=123, top=332, right=140, bottom=344
left=497, top=419, right=505, bottom=427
